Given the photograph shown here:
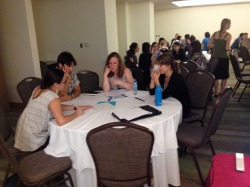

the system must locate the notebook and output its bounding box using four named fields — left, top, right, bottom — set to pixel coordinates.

left=112, top=105, right=162, bottom=122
